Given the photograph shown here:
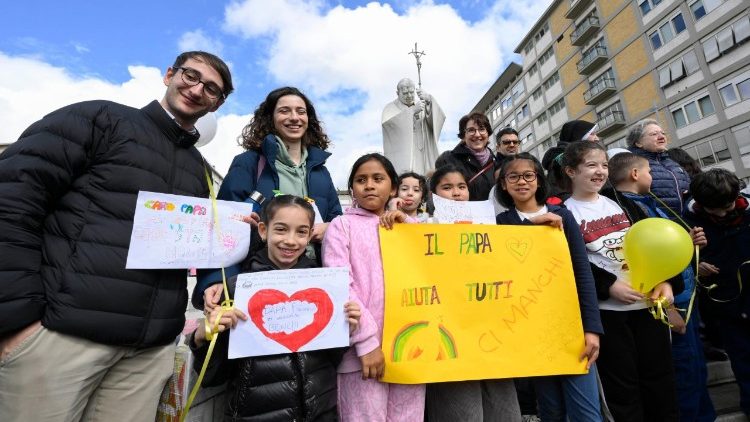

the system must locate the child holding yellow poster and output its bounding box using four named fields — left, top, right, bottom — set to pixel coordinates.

left=425, top=164, right=523, bottom=422
left=322, top=153, right=425, bottom=422
left=495, top=153, right=604, bottom=422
